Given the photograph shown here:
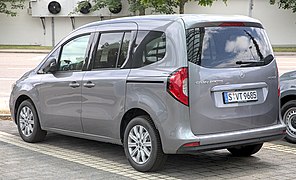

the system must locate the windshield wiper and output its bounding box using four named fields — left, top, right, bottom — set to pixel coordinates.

left=236, top=60, right=264, bottom=65
left=236, top=54, right=274, bottom=65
